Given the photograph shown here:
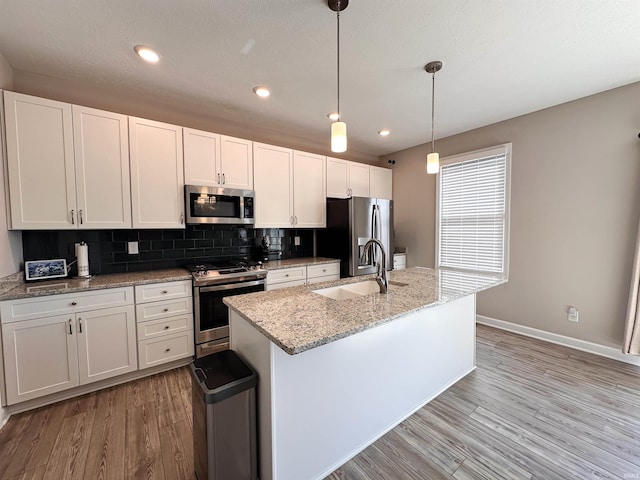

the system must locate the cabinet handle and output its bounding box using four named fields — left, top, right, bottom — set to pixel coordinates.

left=71, top=209, right=75, bottom=225
left=71, top=301, right=77, bottom=306
left=161, top=290, right=168, bottom=294
left=78, top=318, right=82, bottom=333
left=163, top=308, right=169, bottom=312
left=217, top=173, right=221, bottom=184
left=294, top=216, right=298, bottom=225
left=165, top=348, right=171, bottom=353
left=68, top=319, right=73, bottom=335
left=79, top=209, right=83, bottom=224
left=222, top=173, right=225, bottom=184
left=285, top=274, right=289, bottom=277
left=323, top=269, right=326, bottom=272
left=180, top=213, right=184, bottom=224
left=164, top=325, right=170, bottom=330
